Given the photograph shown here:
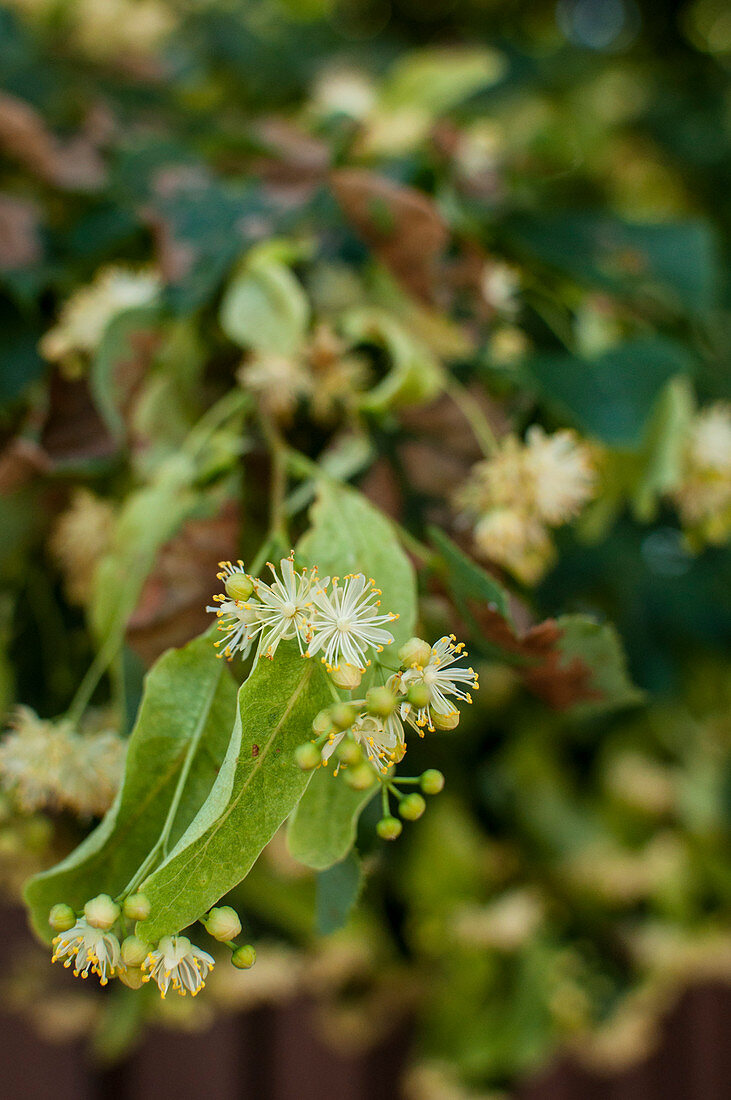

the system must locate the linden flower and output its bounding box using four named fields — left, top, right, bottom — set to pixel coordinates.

left=143, top=935, right=214, bottom=998
left=207, top=561, right=260, bottom=661
left=238, top=353, right=313, bottom=422
left=40, top=266, right=160, bottom=364
left=250, top=557, right=319, bottom=660
left=322, top=712, right=406, bottom=774
left=524, top=426, right=597, bottom=526
left=672, top=403, right=731, bottom=543
left=52, top=919, right=121, bottom=985
left=473, top=507, right=553, bottom=586
left=49, top=489, right=115, bottom=605
left=307, top=574, right=397, bottom=672
left=400, top=635, right=478, bottom=733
